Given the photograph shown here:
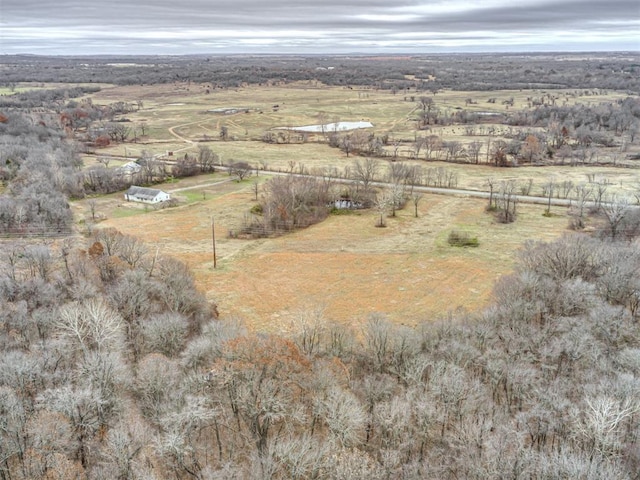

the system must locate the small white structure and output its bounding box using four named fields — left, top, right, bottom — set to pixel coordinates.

left=116, top=161, right=142, bottom=175
left=275, top=121, right=373, bottom=133
left=124, top=186, right=170, bottom=204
